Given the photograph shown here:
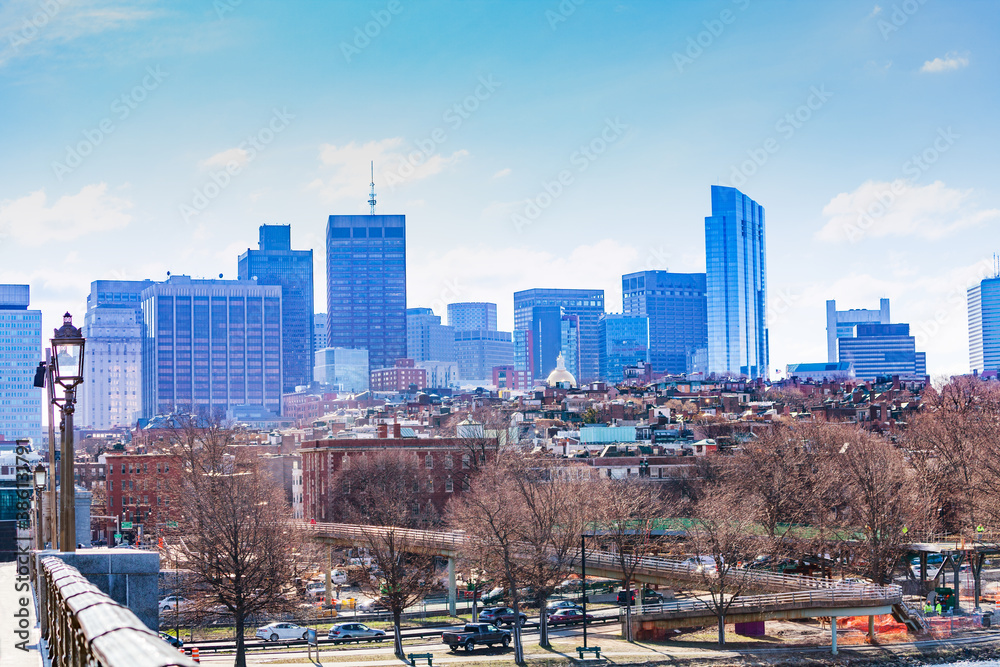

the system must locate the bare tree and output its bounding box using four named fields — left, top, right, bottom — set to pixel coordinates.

left=331, top=450, right=440, bottom=658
